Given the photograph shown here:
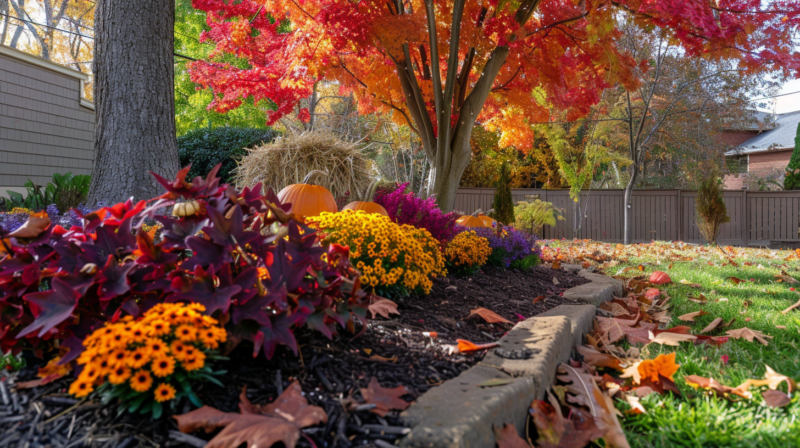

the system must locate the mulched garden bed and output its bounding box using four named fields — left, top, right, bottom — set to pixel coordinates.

left=0, top=266, right=589, bottom=448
